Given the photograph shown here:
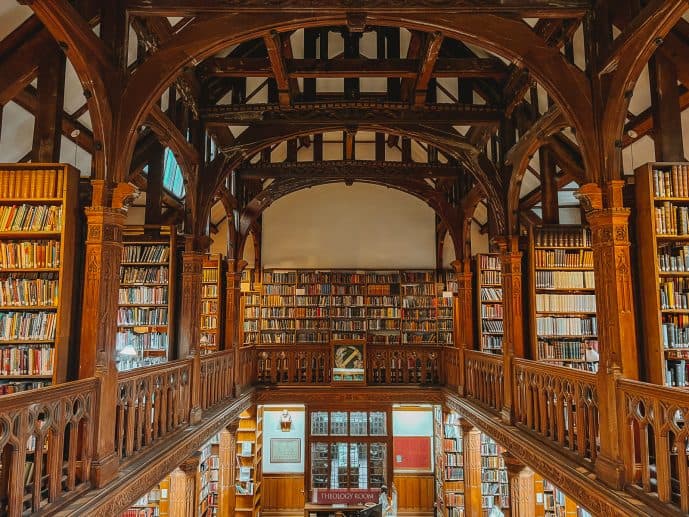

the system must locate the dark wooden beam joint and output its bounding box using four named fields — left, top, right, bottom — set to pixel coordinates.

left=263, top=31, right=291, bottom=107
left=414, top=32, right=443, bottom=106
